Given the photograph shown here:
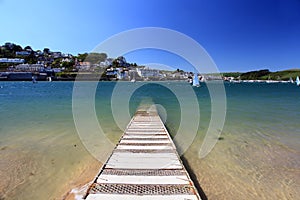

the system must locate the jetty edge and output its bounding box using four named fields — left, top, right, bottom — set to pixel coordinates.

left=84, top=106, right=201, bottom=200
